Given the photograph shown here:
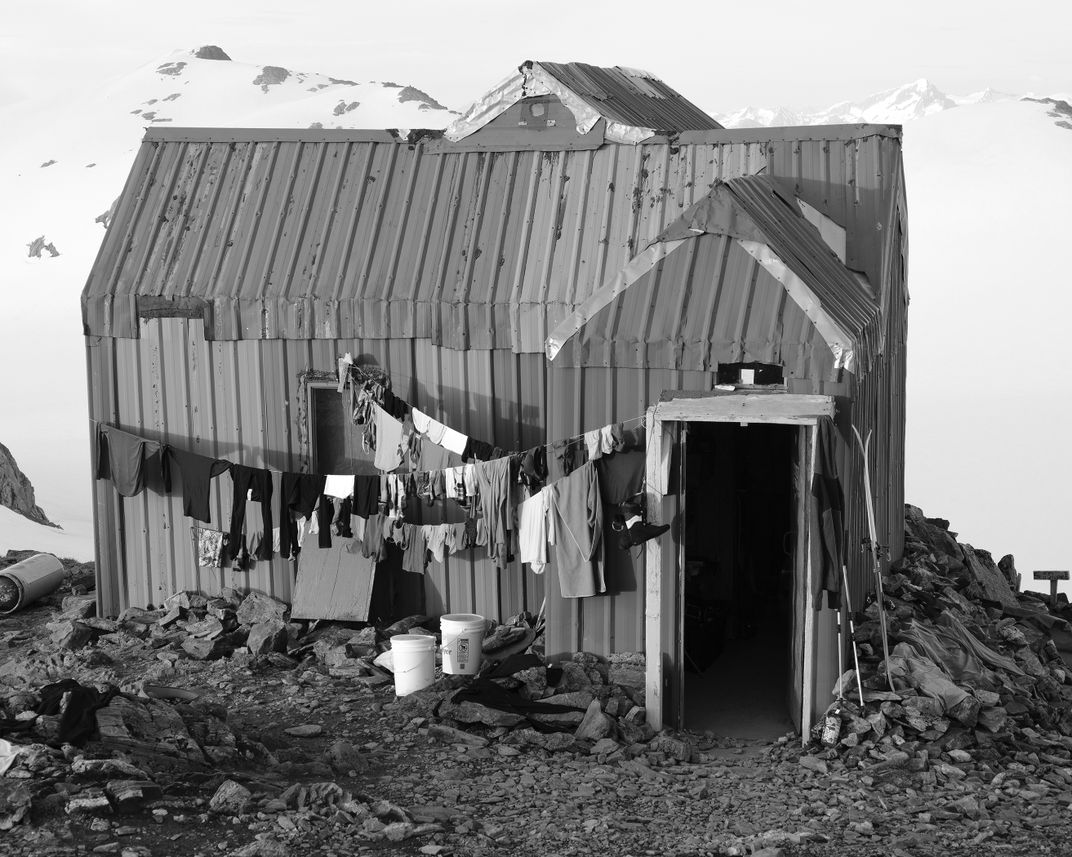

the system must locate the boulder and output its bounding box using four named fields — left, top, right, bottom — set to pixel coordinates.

left=246, top=619, right=288, bottom=655
left=439, top=699, right=524, bottom=728
left=574, top=699, right=614, bottom=741
left=209, top=780, right=251, bottom=814
left=235, top=591, right=288, bottom=626
left=52, top=620, right=96, bottom=651
left=181, top=636, right=227, bottom=660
